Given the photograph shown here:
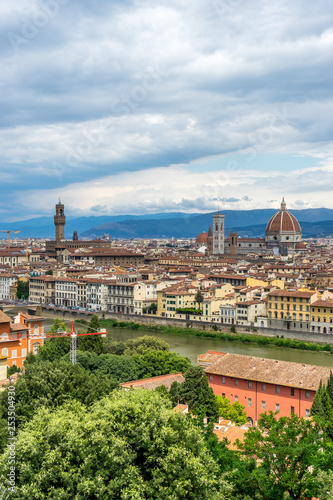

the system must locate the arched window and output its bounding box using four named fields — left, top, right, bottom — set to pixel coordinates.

left=33, top=342, right=40, bottom=355
left=323, top=317, right=327, bottom=323
left=2, top=348, right=8, bottom=356
left=1, top=333, right=8, bottom=341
